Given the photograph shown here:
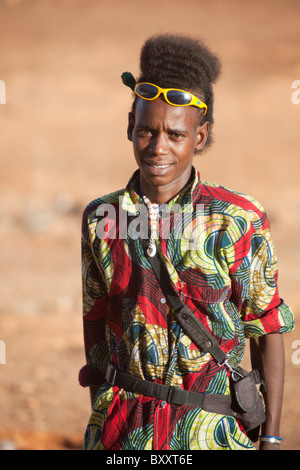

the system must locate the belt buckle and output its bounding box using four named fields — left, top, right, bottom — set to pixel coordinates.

left=167, top=386, right=187, bottom=406
left=105, top=364, right=117, bottom=386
